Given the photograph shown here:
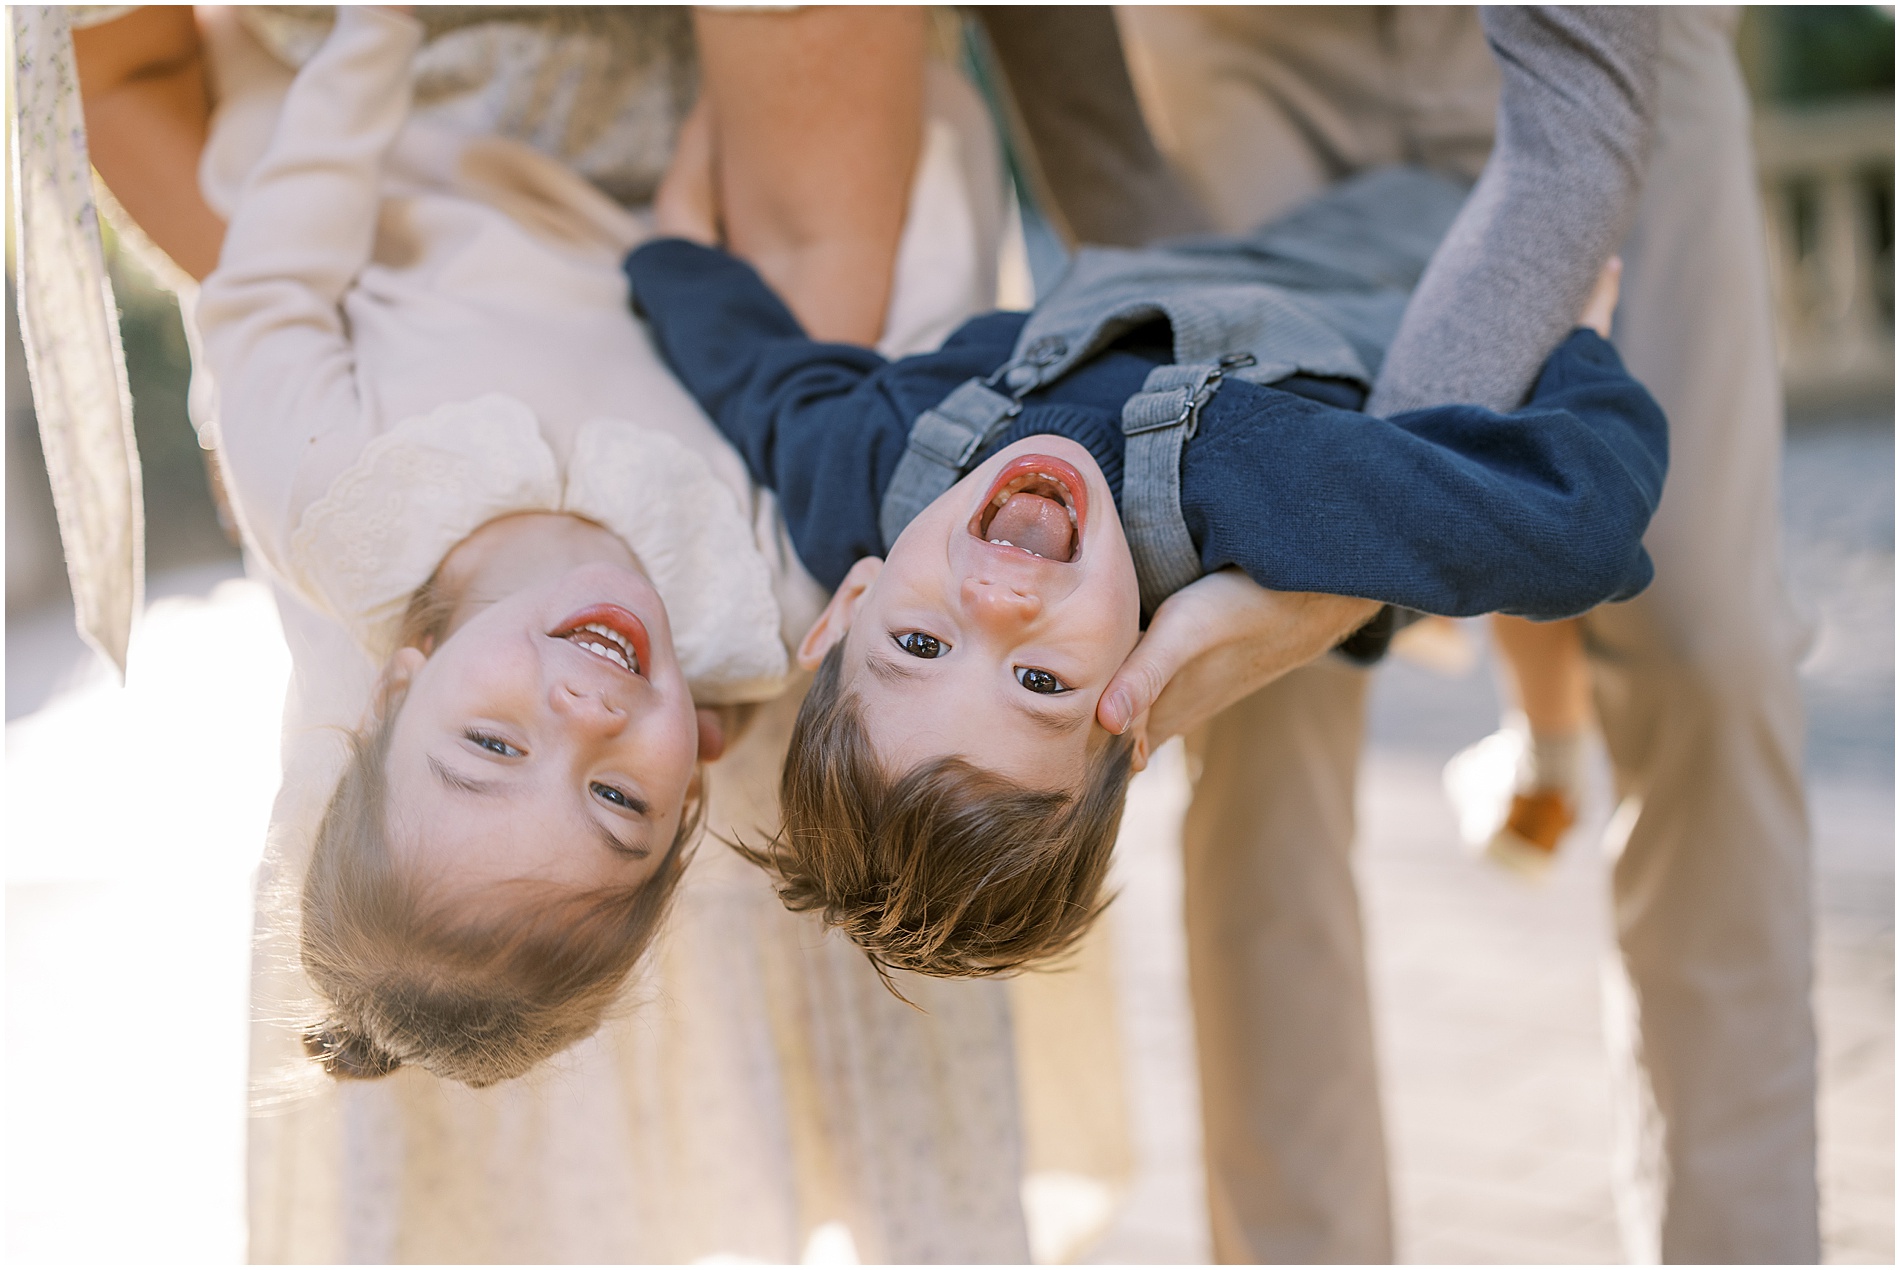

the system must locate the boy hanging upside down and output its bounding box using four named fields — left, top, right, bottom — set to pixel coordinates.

left=626, top=162, right=1666, bottom=981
